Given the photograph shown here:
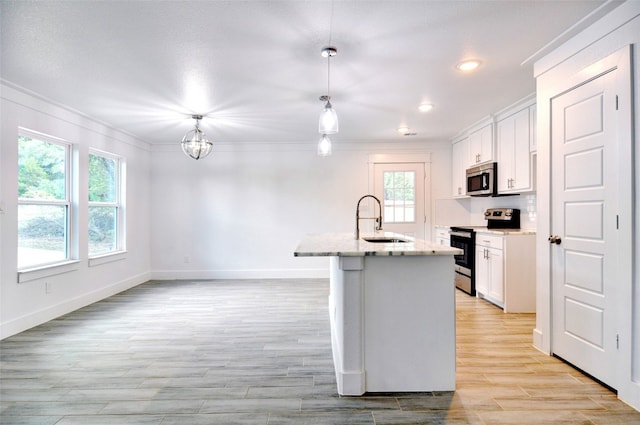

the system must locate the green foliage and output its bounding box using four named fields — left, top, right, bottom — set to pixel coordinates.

left=18, top=136, right=66, bottom=199
left=383, top=171, right=416, bottom=202
left=89, top=154, right=116, bottom=202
